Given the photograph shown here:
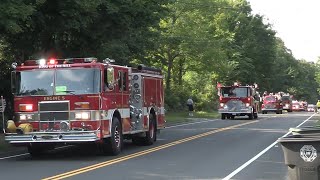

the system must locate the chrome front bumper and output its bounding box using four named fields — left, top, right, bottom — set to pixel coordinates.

left=5, top=130, right=100, bottom=144
left=261, top=108, right=282, bottom=111
left=218, top=108, right=251, bottom=114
